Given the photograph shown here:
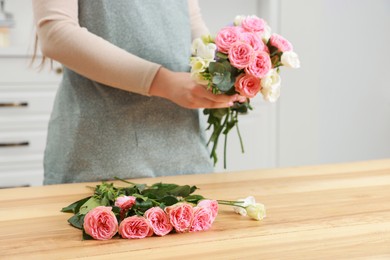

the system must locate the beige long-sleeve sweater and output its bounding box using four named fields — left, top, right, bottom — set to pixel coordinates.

left=33, top=0, right=209, bottom=95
